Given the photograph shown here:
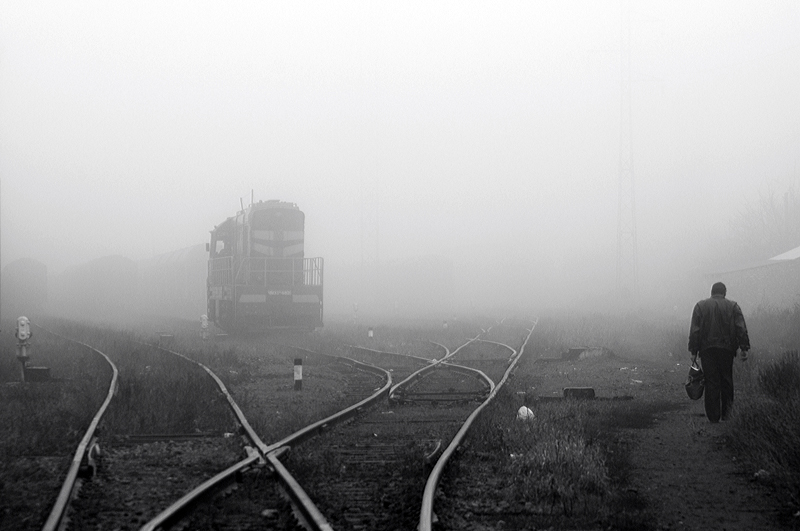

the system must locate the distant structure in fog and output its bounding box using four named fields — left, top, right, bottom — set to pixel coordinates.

left=708, top=244, right=800, bottom=309
left=326, top=255, right=453, bottom=318
left=1, top=258, right=48, bottom=318
left=51, top=255, right=137, bottom=319
left=137, top=244, right=207, bottom=320
left=617, top=0, right=638, bottom=299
